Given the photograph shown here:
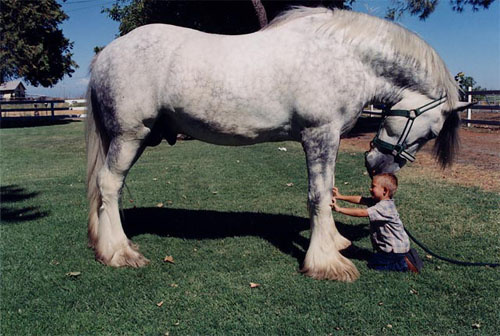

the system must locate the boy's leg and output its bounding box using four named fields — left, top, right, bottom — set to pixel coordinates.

left=368, top=252, right=408, bottom=272
left=405, top=248, right=423, bottom=273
